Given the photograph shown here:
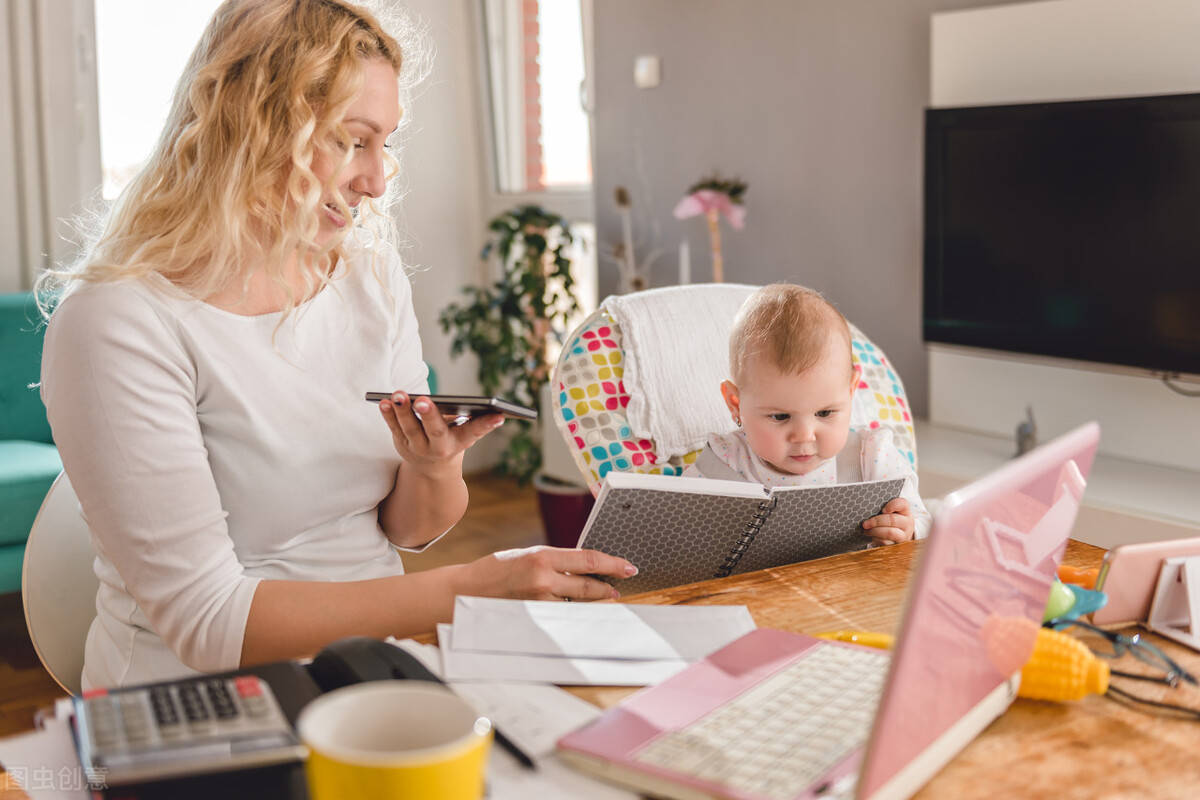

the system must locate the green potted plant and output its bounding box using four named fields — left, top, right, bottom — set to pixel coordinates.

left=439, top=204, right=582, bottom=486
